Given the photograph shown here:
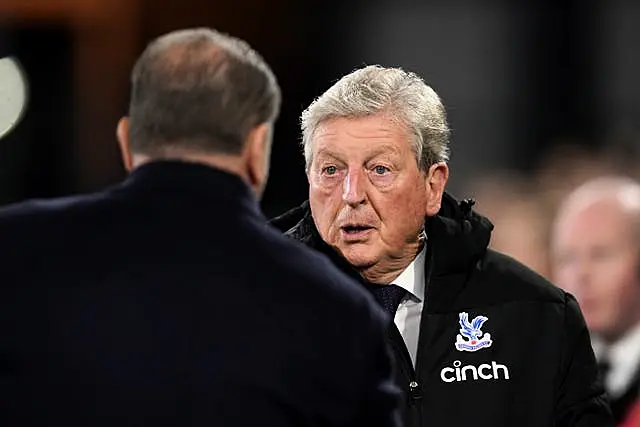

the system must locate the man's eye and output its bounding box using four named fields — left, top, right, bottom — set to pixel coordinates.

left=374, top=165, right=390, bottom=175
left=323, top=166, right=337, bottom=175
